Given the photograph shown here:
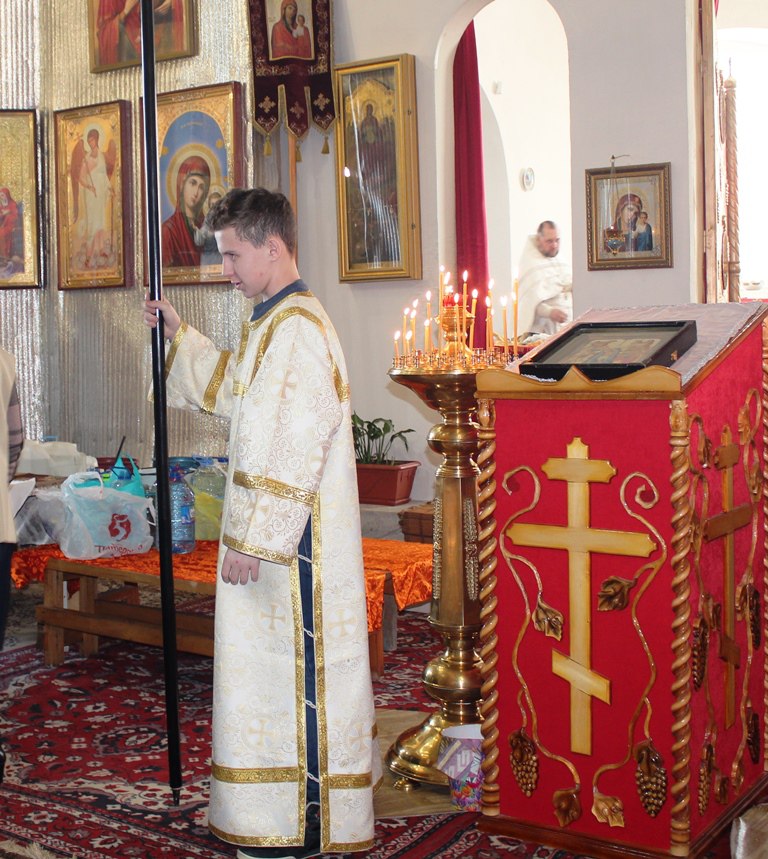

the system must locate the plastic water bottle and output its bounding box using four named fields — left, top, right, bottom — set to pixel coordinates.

left=169, top=465, right=196, bottom=554
left=189, top=457, right=227, bottom=540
